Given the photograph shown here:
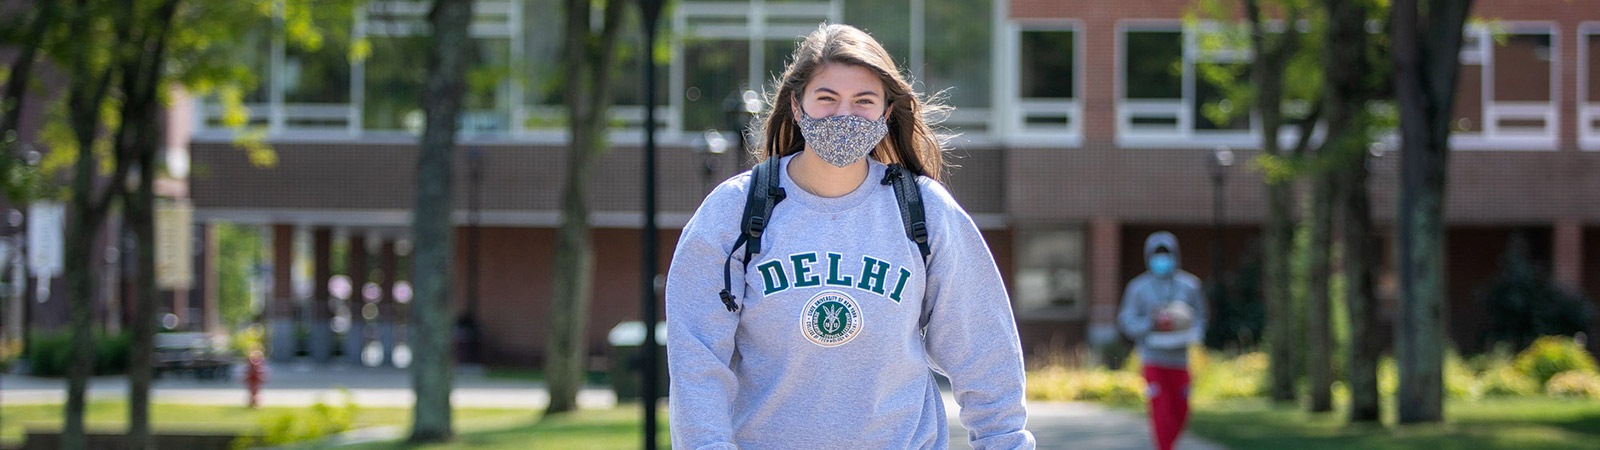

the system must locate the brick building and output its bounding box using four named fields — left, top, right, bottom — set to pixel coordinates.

left=163, top=0, right=1600, bottom=367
